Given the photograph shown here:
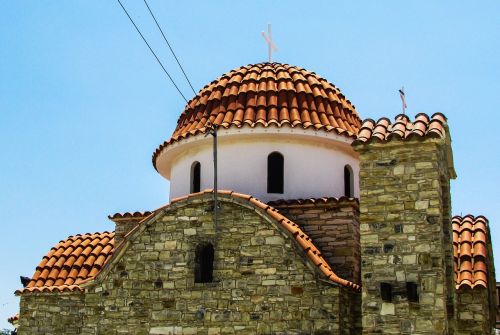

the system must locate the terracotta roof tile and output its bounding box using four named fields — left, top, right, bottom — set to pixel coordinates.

left=353, top=113, right=447, bottom=145
left=108, top=211, right=152, bottom=222
left=453, top=215, right=490, bottom=289
left=152, top=63, right=362, bottom=169
left=170, top=189, right=361, bottom=291
left=267, top=197, right=358, bottom=207
left=16, top=232, right=115, bottom=295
